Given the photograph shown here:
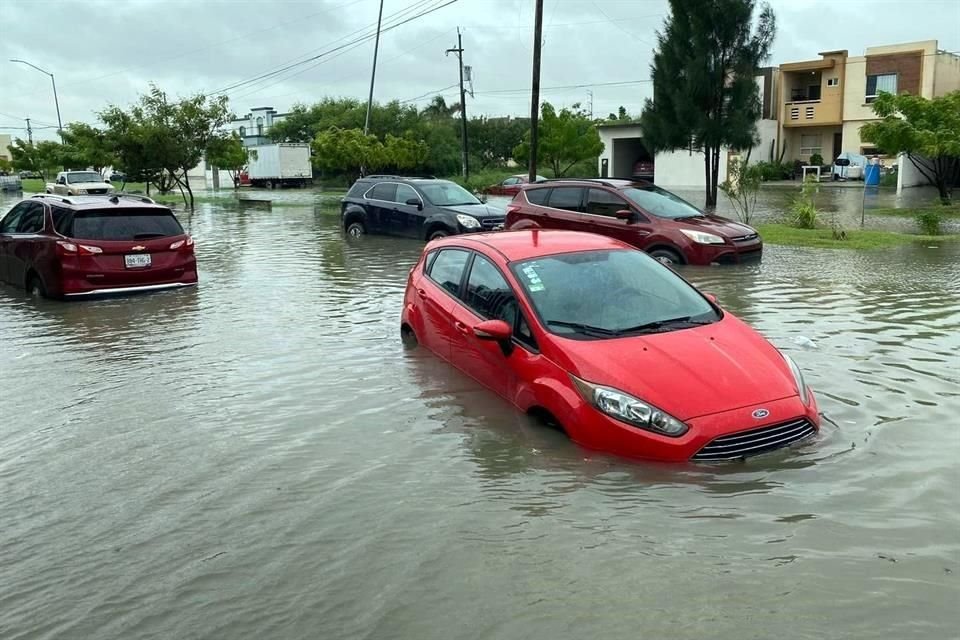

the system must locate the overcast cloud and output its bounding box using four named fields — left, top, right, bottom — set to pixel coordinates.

left=2, top=0, right=958, bottom=141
